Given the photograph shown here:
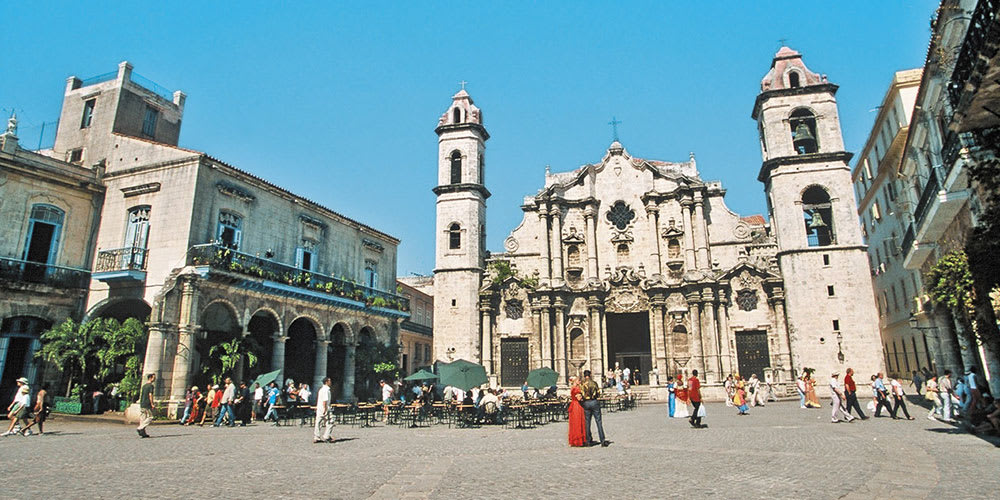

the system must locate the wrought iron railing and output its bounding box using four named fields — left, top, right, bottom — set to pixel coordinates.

left=187, top=243, right=409, bottom=313
left=913, top=169, right=940, bottom=230
left=901, top=225, right=915, bottom=260
left=0, top=256, right=90, bottom=289
left=94, top=247, right=149, bottom=272
left=948, top=0, right=1000, bottom=107
left=130, top=72, right=175, bottom=102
